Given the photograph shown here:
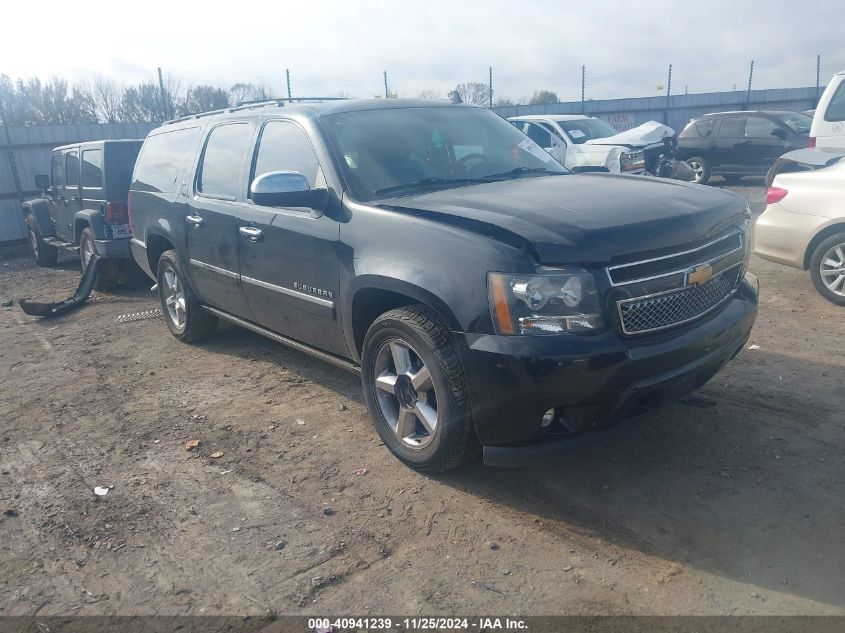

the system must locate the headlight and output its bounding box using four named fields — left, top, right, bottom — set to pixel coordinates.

left=740, top=213, right=752, bottom=278
left=621, top=150, right=645, bottom=171
left=488, top=270, right=605, bottom=335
